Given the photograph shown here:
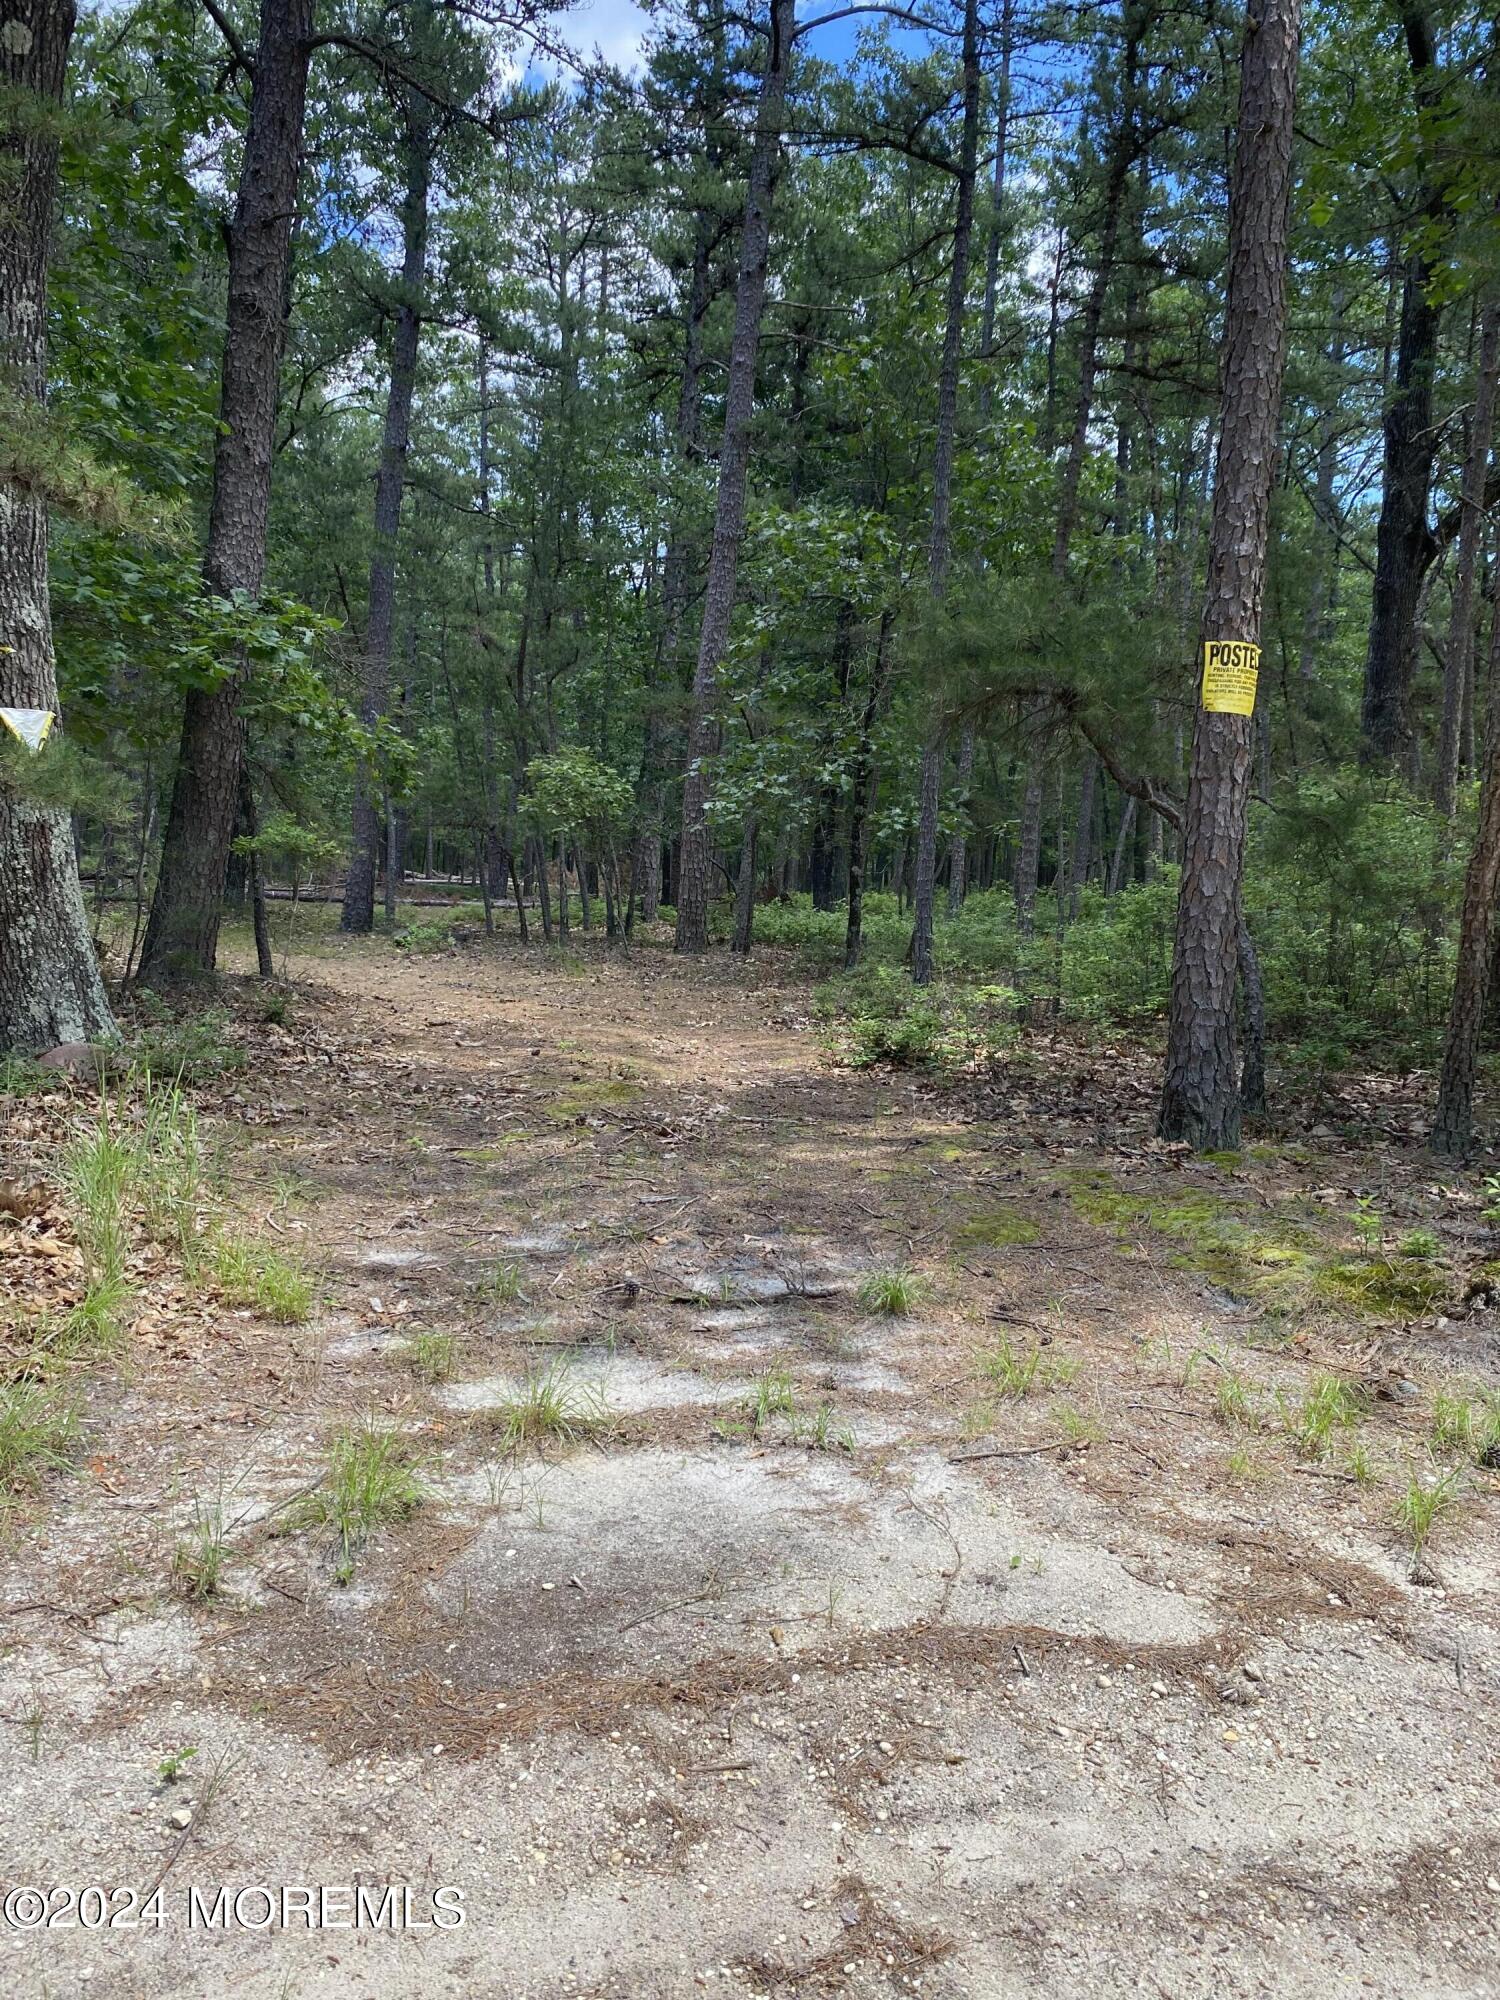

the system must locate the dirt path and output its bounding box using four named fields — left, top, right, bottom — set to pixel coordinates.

left=3, top=930, right=1498, bottom=1998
